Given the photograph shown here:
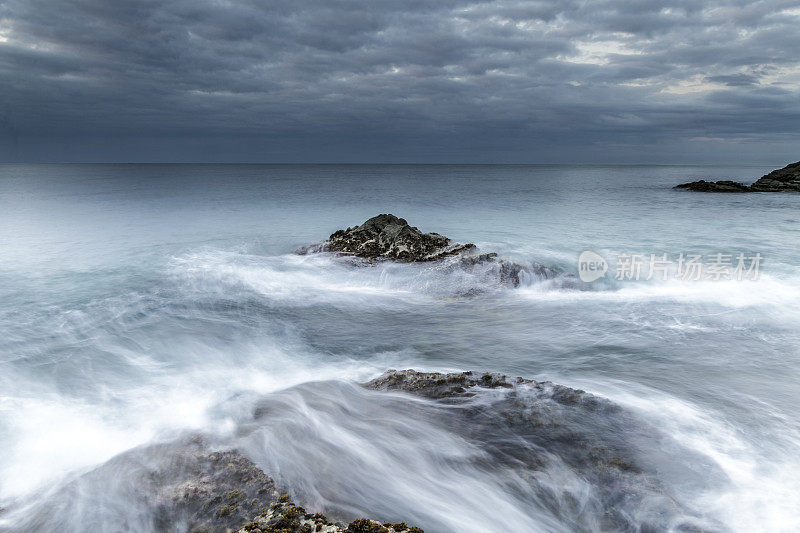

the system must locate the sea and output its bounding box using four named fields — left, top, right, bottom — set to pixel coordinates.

left=0, top=163, right=798, bottom=532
